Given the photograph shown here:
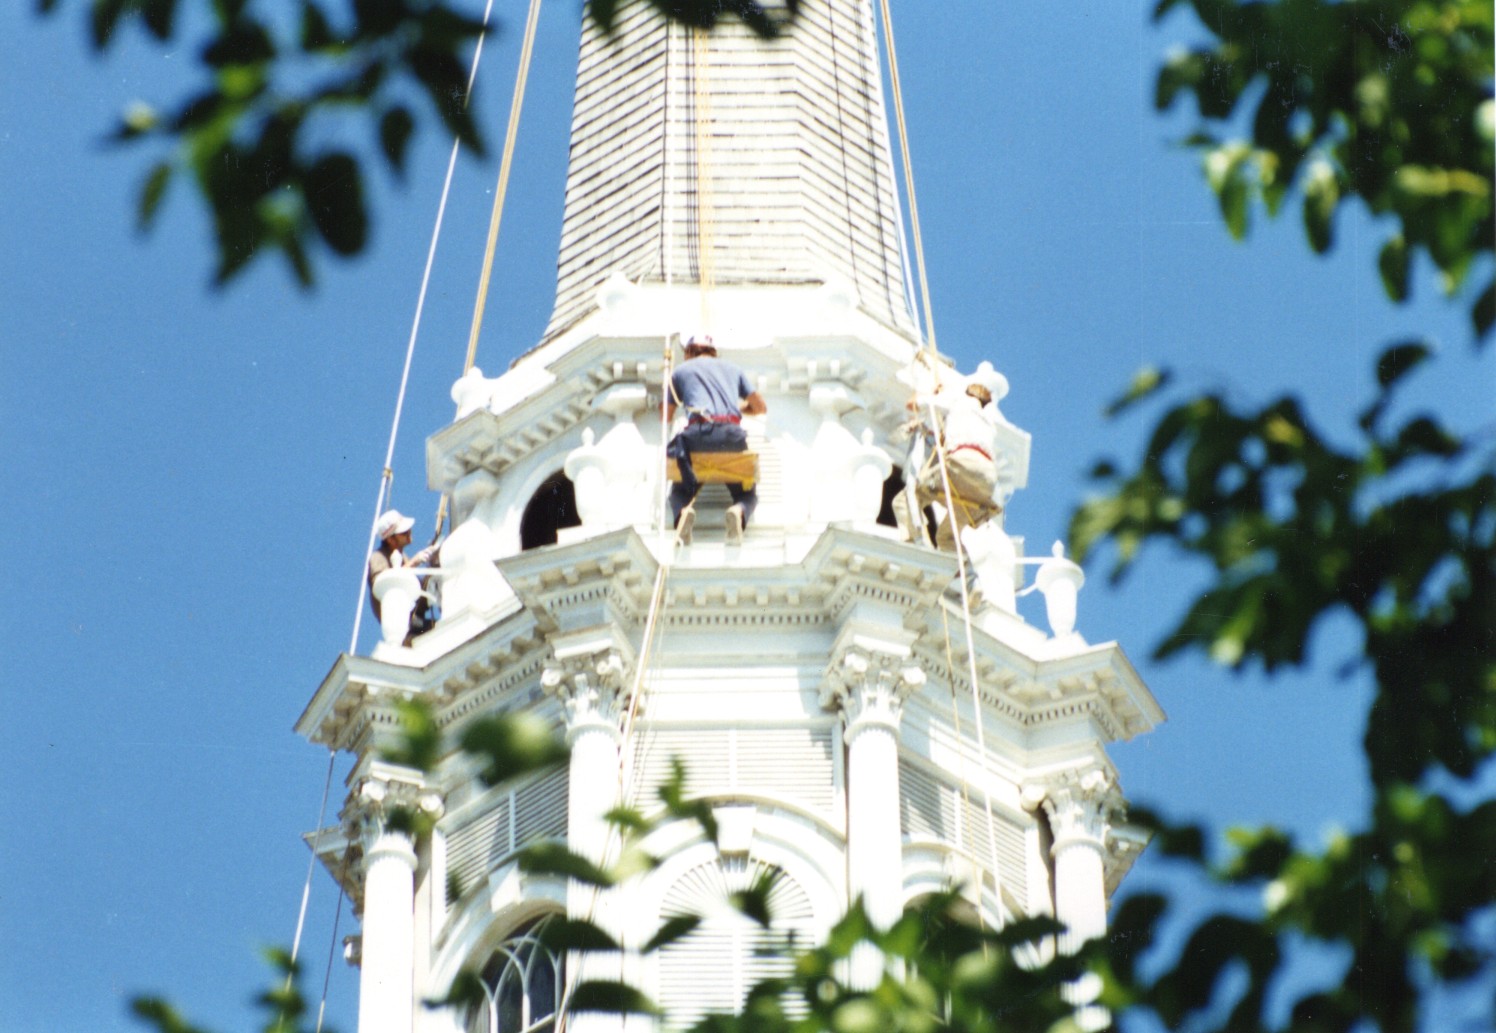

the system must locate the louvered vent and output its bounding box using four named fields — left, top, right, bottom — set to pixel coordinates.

left=445, top=765, right=568, bottom=905
left=657, top=857, right=814, bottom=1028
left=631, top=725, right=836, bottom=817
left=899, top=758, right=1026, bottom=892
left=515, top=767, right=568, bottom=846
